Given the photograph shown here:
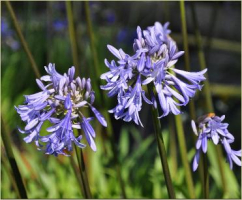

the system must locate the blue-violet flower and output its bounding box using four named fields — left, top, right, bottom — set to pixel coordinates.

left=15, top=63, right=107, bottom=156
left=191, top=113, right=241, bottom=171
left=101, top=22, right=207, bottom=126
